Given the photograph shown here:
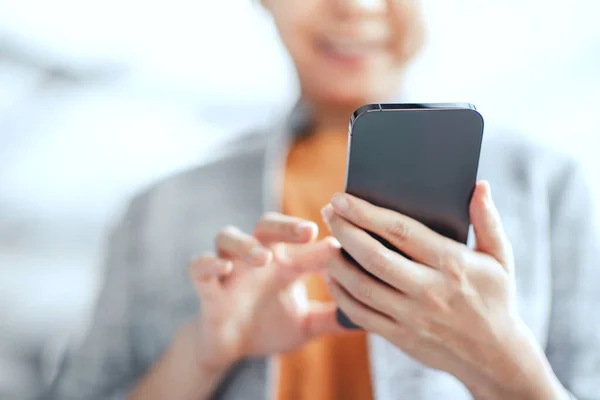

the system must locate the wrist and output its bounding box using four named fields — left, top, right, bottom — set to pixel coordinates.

left=129, top=321, right=235, bottom=400
left=179, top=320, right=238, bottom=378
left=466, top=319, right=567, bottom=400
left=468, top=372, right=567, bottom=400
